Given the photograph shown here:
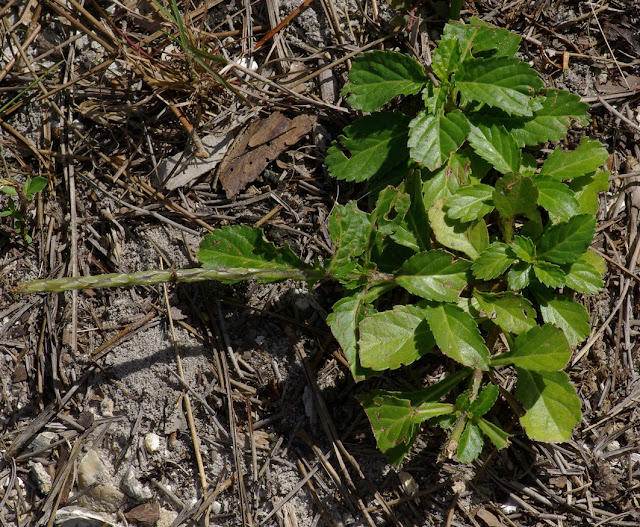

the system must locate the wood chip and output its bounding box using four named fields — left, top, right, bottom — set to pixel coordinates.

left=125, top=502, right=160, bottom=526
left=12, top=363, right=27, bottom=383
left=218, top=112, right=317, bottom=198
